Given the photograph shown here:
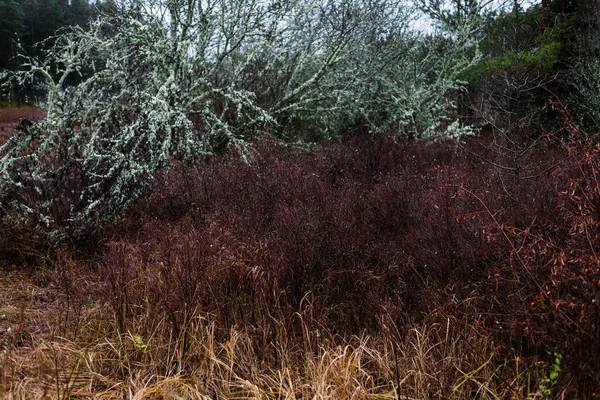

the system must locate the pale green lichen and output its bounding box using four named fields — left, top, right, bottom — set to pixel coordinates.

left=0, top=0, right=481, bottom=239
